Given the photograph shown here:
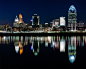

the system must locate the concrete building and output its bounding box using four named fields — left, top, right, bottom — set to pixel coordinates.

left=52, top=19, right=59, bottom=28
